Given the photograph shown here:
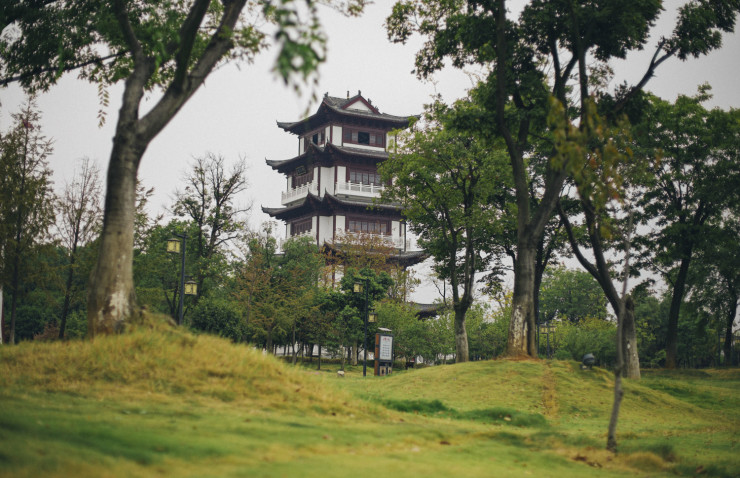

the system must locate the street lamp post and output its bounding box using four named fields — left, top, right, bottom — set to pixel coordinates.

left=354, top=278, right=372, bottom=377
left=167, top=233, right=188, bottom=325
